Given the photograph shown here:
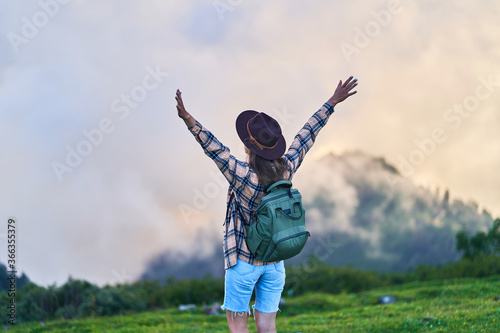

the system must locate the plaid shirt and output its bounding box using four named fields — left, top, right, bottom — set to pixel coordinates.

left=187, top=102, right=335, bottom=270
